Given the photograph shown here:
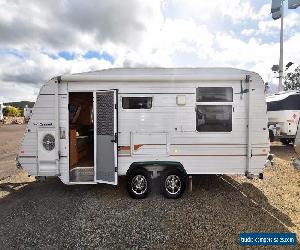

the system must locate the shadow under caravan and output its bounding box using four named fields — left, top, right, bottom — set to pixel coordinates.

left=69, top=92, right=94, bottom=182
